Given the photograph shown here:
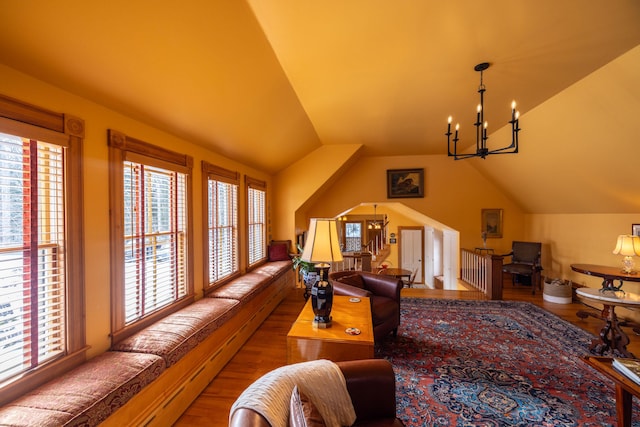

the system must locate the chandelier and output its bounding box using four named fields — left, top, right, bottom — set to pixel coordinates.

left=368, top=204, right=381, bottom=230
left=446, top=62, right=520, bottom=160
